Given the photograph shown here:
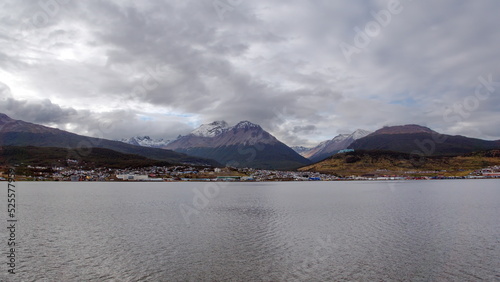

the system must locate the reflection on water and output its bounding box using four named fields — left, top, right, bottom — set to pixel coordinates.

left=1, top=180, right=499, bottom=281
